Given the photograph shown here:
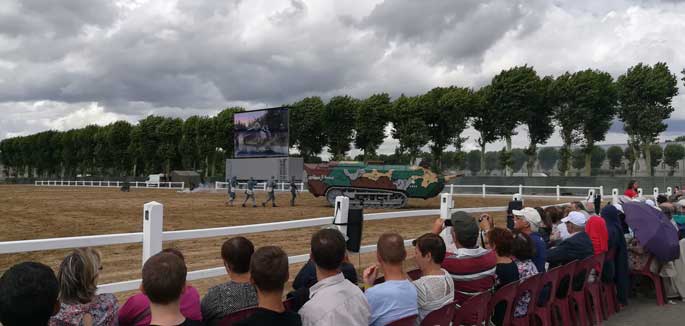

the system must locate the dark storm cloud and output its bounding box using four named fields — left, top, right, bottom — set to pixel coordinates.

left=361, top=0, right=548, bottom=63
